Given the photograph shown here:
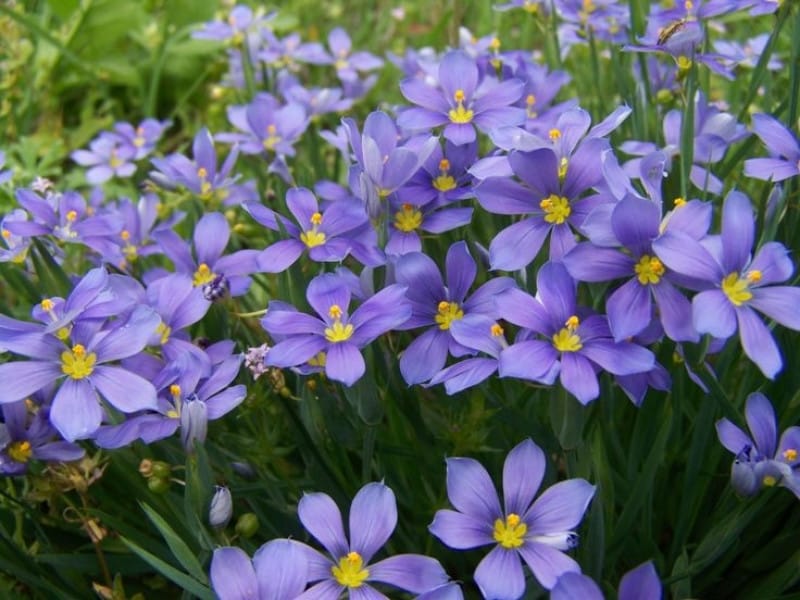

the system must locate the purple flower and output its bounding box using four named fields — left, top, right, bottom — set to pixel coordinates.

left=563, top=196, right=702, bottom=342
left=0, top=400, right=84, bottom=476
left=716, top=392, right=800, bottom=499
left=0, top=304, right=159, bottom=441
left=653, top=191, right=800, bottom=378
left=71, top=133, right=137, bottom=185
left=261, top=273, right=411, bottom=386
left=0, top=150, right=12, bottom=185
left=497, top=262, right=655, bottom=404
left=475, top=128, right=610, bottom=270
left=155, top=212, right=258, bottom=299
left=551, top=560, right=662, bottom=600
left=248, top=187, right=368, bottom=273
left=113, top=119, right=170, bottom=160
left=322, top=27, right=384, bottom=83
left=429, top=439, right=595, bottom=596
left=398, top=50, right=526, bottom=145
left=296, top=481, right=449, bottom=598
left=94, top=344, right=244, bottom=450
left=743, top=113, right=800, bottom=182
left=0, top=209, right=31, bottom=264
left=394, top=242, right=515, bottom=384
left=150, top=128, right=240, bottom=204
left=210, top=540, right=308, bottom=600
left=219, top=94, right=309, bottom=158
left=714, top=34, right=782, bottom=71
